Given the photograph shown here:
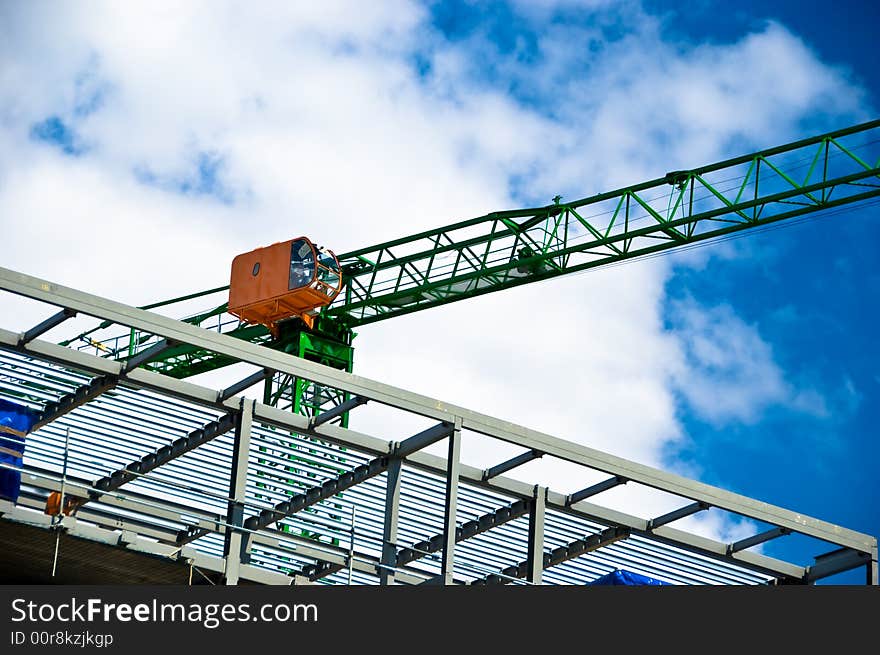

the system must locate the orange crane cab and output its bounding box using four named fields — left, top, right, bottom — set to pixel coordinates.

left=228, top=237, right=343, bottom=335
